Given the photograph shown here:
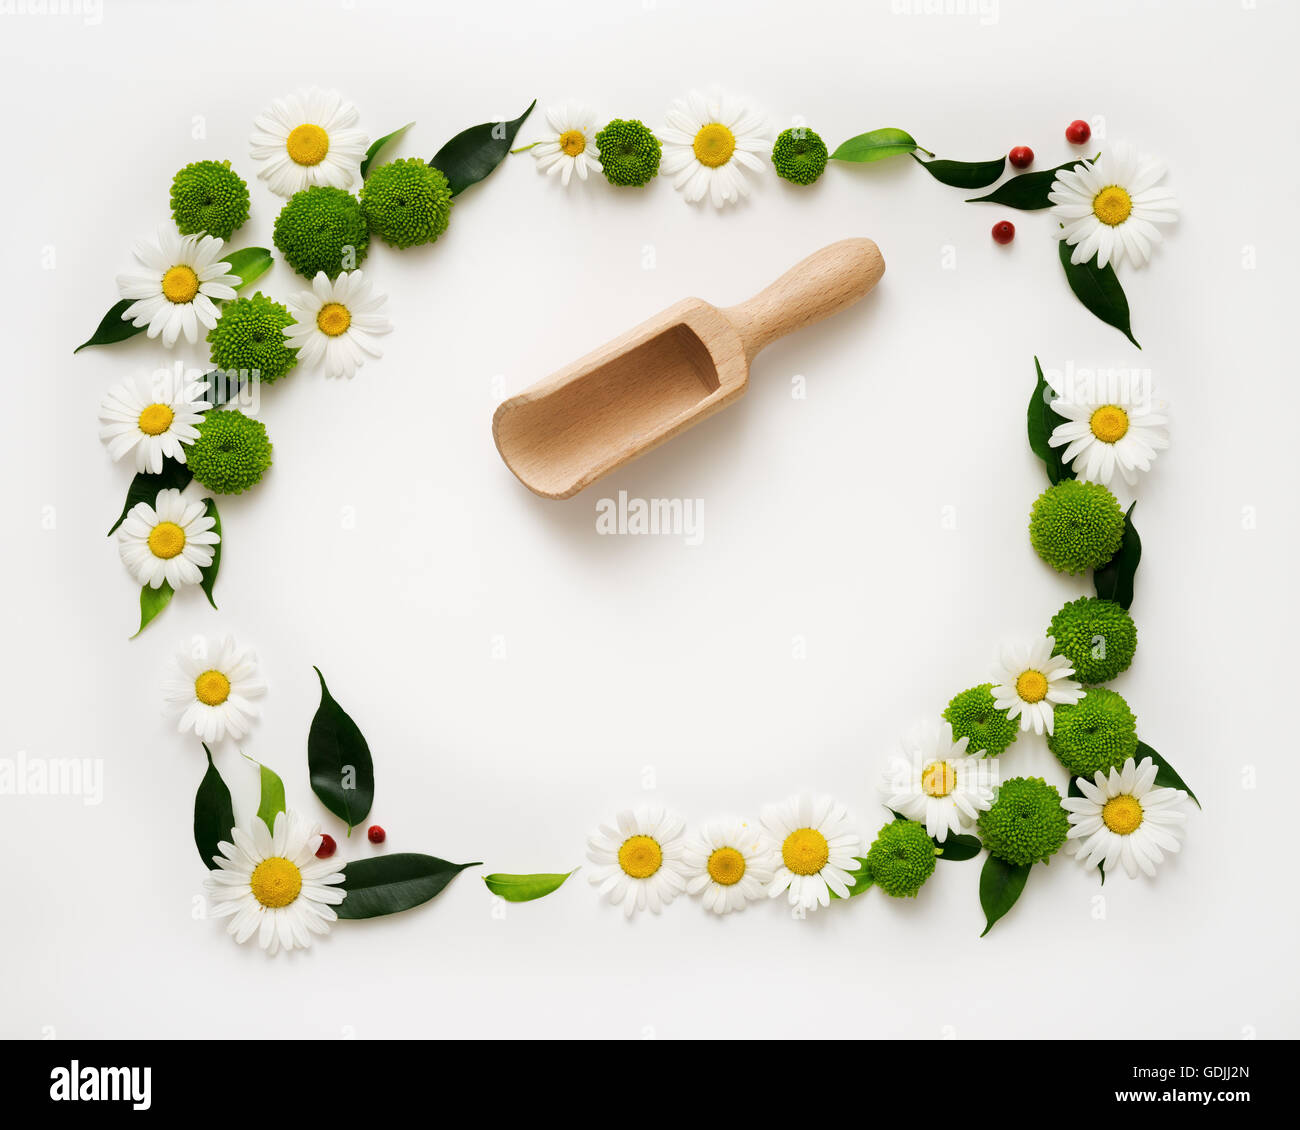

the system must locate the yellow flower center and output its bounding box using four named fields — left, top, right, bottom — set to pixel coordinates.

left=1092, top=185, right=1133, bottom=227
left=617, top=834, right=662, bottom=879
left=1102, top=794, right=1144, bottom=835
left=1016, top=669, right=1049, bottom=704
left=194, top=670, right=231, bottom=706
left=249, top=857, right=303, bottom=908
left=921, top=761, right=958, bottom=798
left=161, top=265, right=199, bottom=304
left=147, top=521, right=186, bottom=559
left=782, top=827, right=829, bottom=876
left=286, top=123, right=330, bottom=166
left=316, top=302, right=351, bottom=337
left=693, top=122, right=736, bottom=169
left=1089, top=404, right=1130, bottom=444
left=558, top=128, right=586, bottom=157
left=137, top=403, right=175, bottom=436
left=706, top=847, right=746, bottom=886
